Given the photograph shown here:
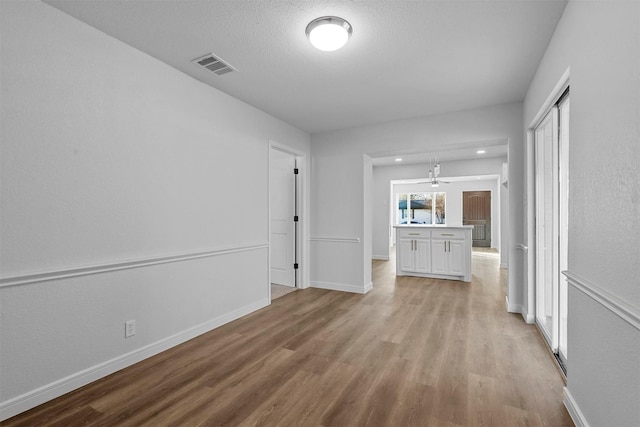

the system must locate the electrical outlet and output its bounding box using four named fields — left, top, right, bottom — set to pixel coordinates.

left=125, top=320, right=136, bottom=338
